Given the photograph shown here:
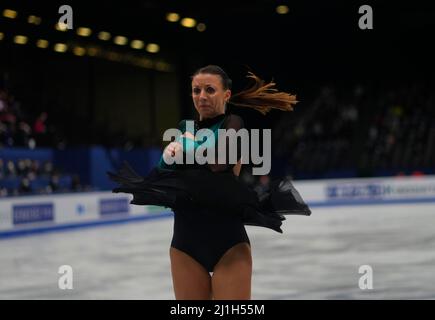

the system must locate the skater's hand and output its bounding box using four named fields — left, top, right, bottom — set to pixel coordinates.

left=163, top=141, right=183, bottom=164
left=181, top=132, right=195, bottom=140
